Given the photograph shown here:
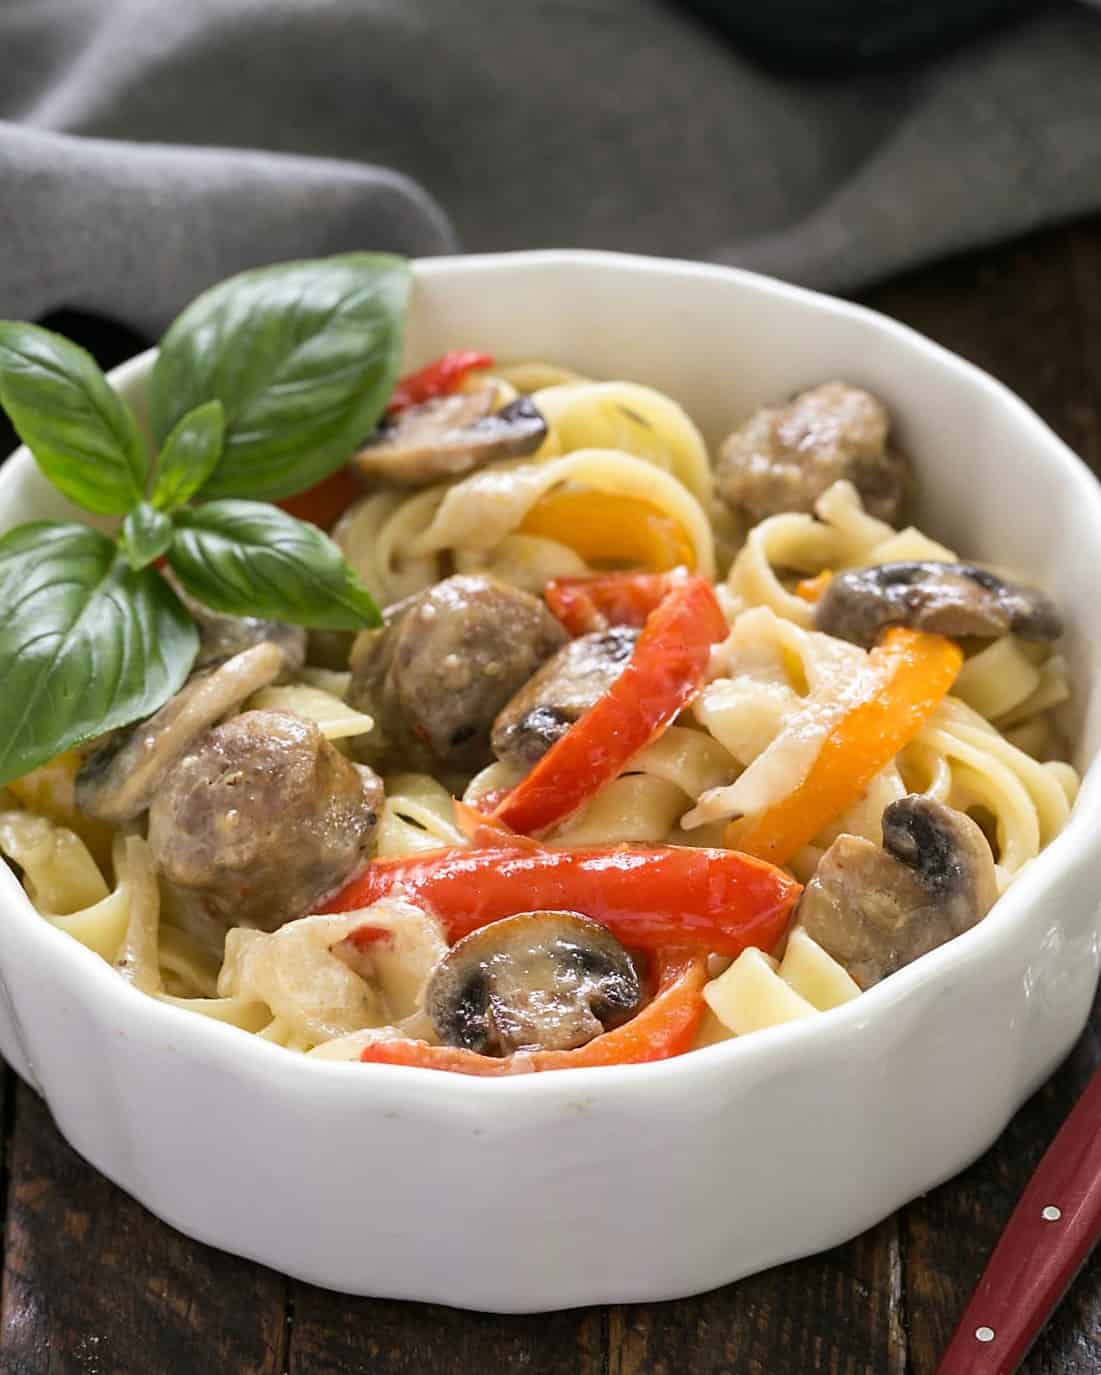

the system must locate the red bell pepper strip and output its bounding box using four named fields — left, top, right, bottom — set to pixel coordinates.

left=325, top=843, right=801, bottom=957
left=492, top=572, right=727, bottom=835
left=277, top=467, right=364, bottom=531
left=544, top=570, right=677, bottom=635
left=358, top=949, right=708, bottom=1075
left=386, top=350, right=495, bottom=414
